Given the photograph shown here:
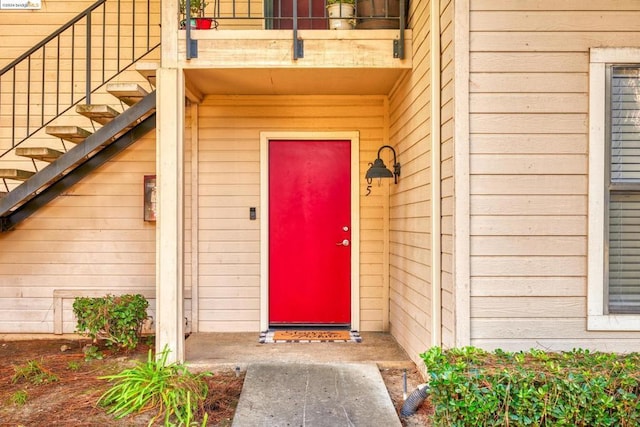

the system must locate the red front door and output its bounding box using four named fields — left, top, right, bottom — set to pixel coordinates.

left=269, top=139, right=351, bottom=325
